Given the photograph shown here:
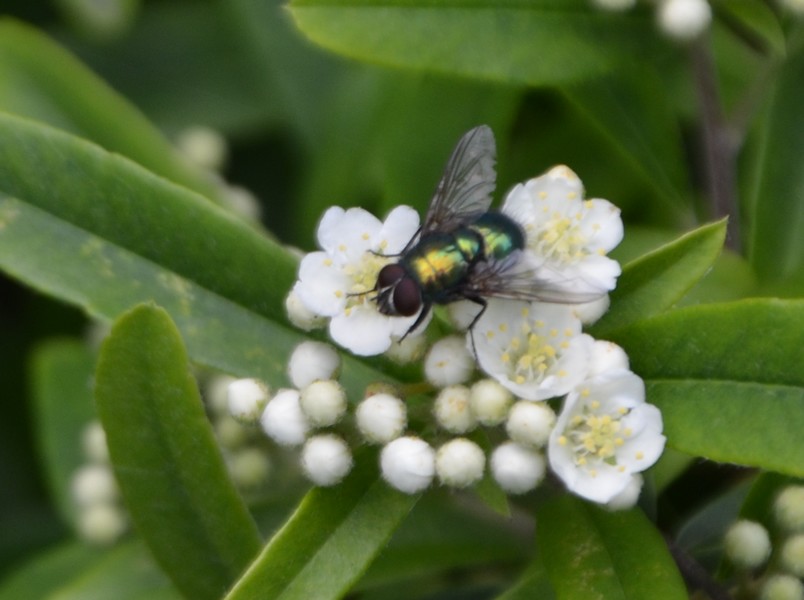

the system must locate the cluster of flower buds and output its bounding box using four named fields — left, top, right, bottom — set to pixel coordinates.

left=723, top=485, right=804, bottom=600
left=243, top=165, right=668, bottom=507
